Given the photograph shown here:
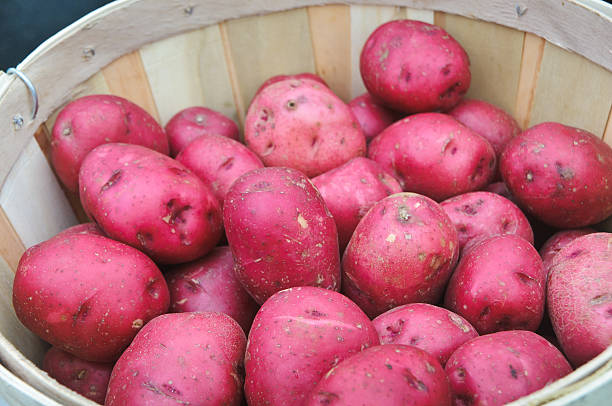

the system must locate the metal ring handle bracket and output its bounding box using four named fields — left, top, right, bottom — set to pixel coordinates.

left=7, top=68, right=39, bottom=121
